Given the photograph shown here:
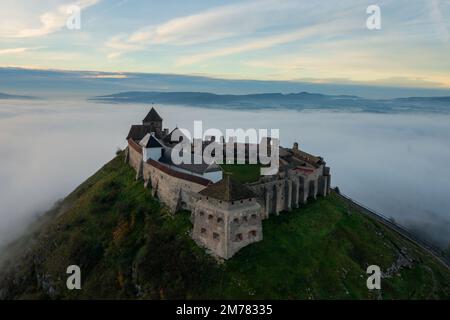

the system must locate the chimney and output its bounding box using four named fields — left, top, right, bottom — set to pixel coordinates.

left=293, top=142, right=299, bottom=150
